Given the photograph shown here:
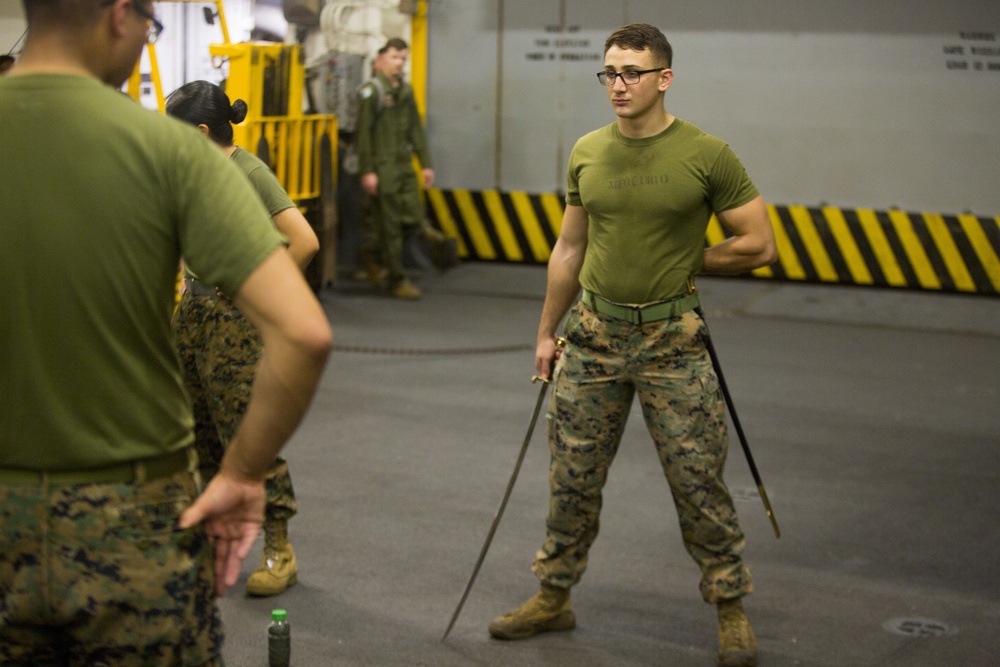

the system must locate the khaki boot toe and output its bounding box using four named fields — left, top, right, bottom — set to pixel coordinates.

left=390, top=280, right=422, bottom=300
left=246, top=522, right=298, bottom=597
left=365, top=265, right=388, bottom=289
left=359, top=250, right=388, bottom=288
left=717, top=598, right=757, bottom=667
left=488, top=584, right=576, bottom=640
